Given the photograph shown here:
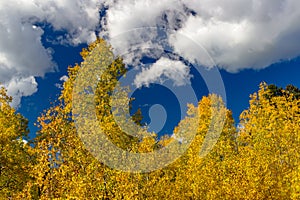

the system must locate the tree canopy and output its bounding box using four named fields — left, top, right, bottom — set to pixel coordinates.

left=1, top=39, right=300, bottom=199
left=0, top=87, right=34, bottom=199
